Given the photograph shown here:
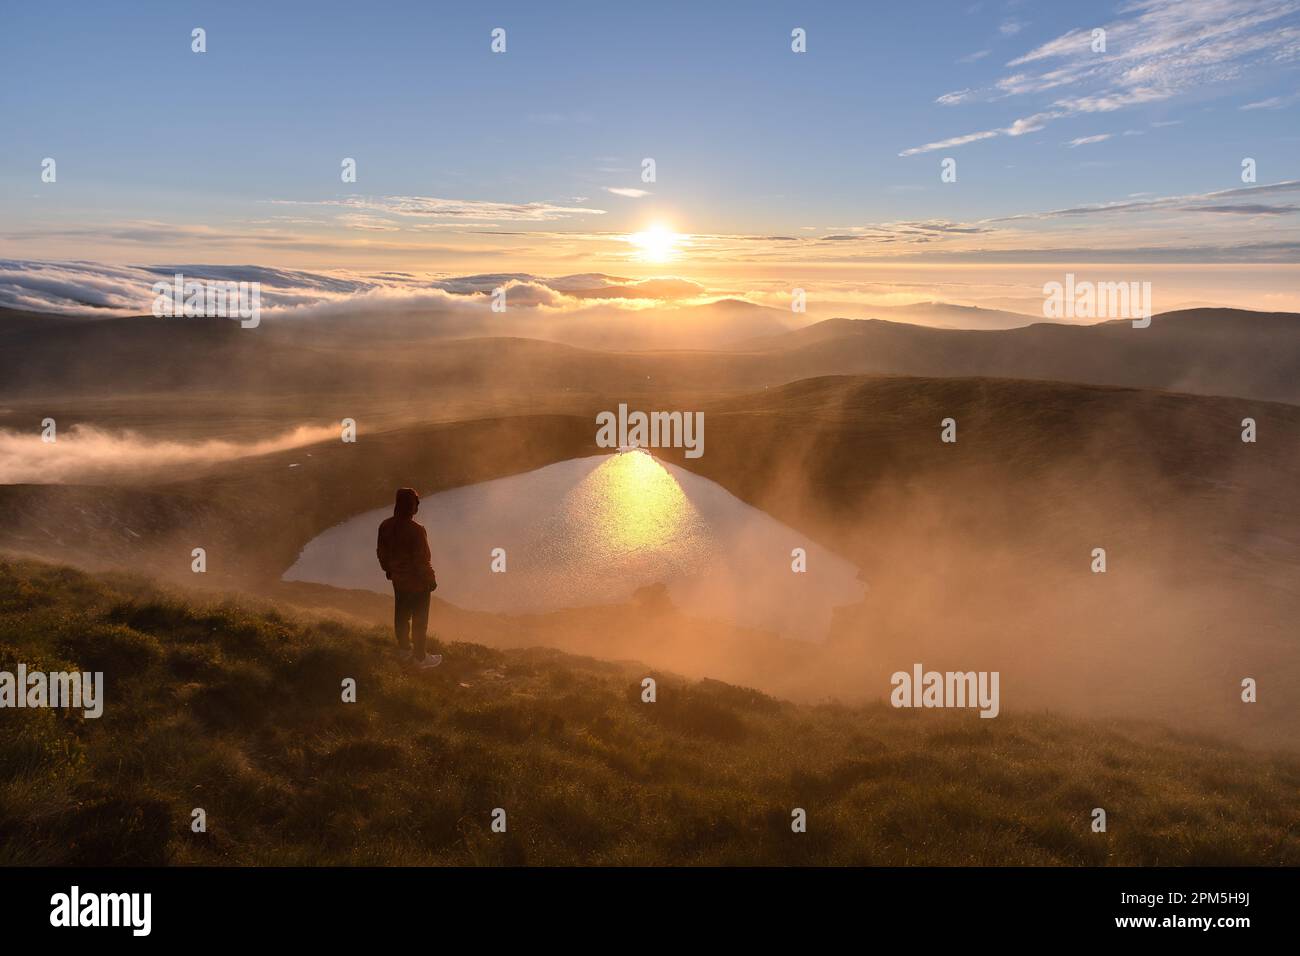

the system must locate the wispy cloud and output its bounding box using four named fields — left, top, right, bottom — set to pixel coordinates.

left=338, top=214, right=402, bottom=232
left=1240, top=91, right=1300, bottom=109
left=990, top=179, right=1300, bottom=221
left=901, top=0, right=1300, bottom=157
left=271, top=195, right=607, bottom=223
left=936, top=88, right=976, bottom=105
left=899, top=130, right=999, bottom=157
left=1190, top=203, right=1300, bottom=214
left=603, top=187, right=651, bottom=198
left=1066, top=133, right=1112, bottom=147
left=898, top=111, right=1059, bottom=155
